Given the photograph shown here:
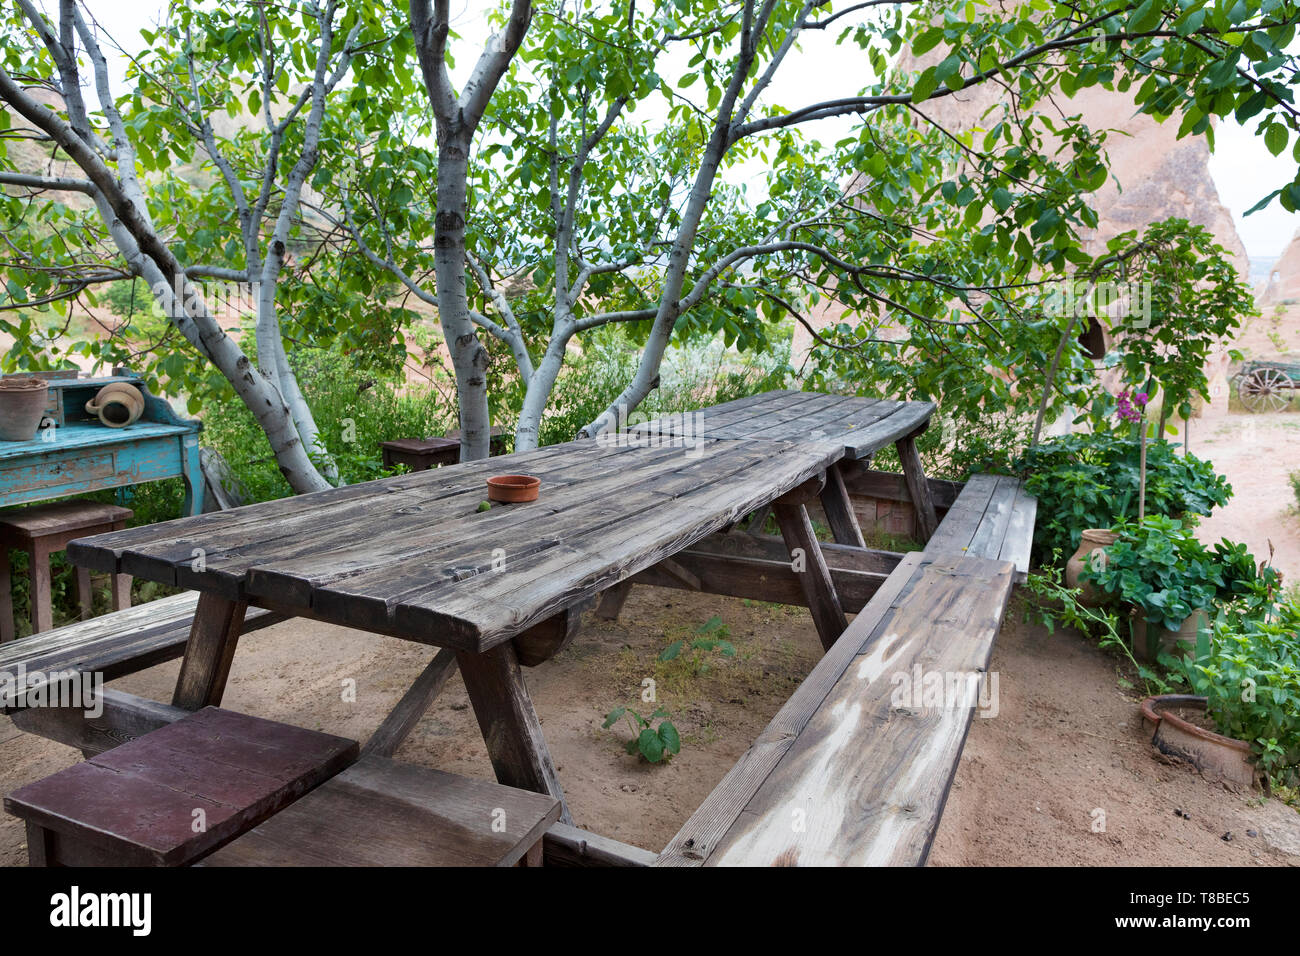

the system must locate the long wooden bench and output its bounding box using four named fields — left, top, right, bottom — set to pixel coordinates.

left=1, top=591, right=278, bottom=718
left=923, top=473, right=1035, bottom=582
left=657, top=550, right=1016, bottom=866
